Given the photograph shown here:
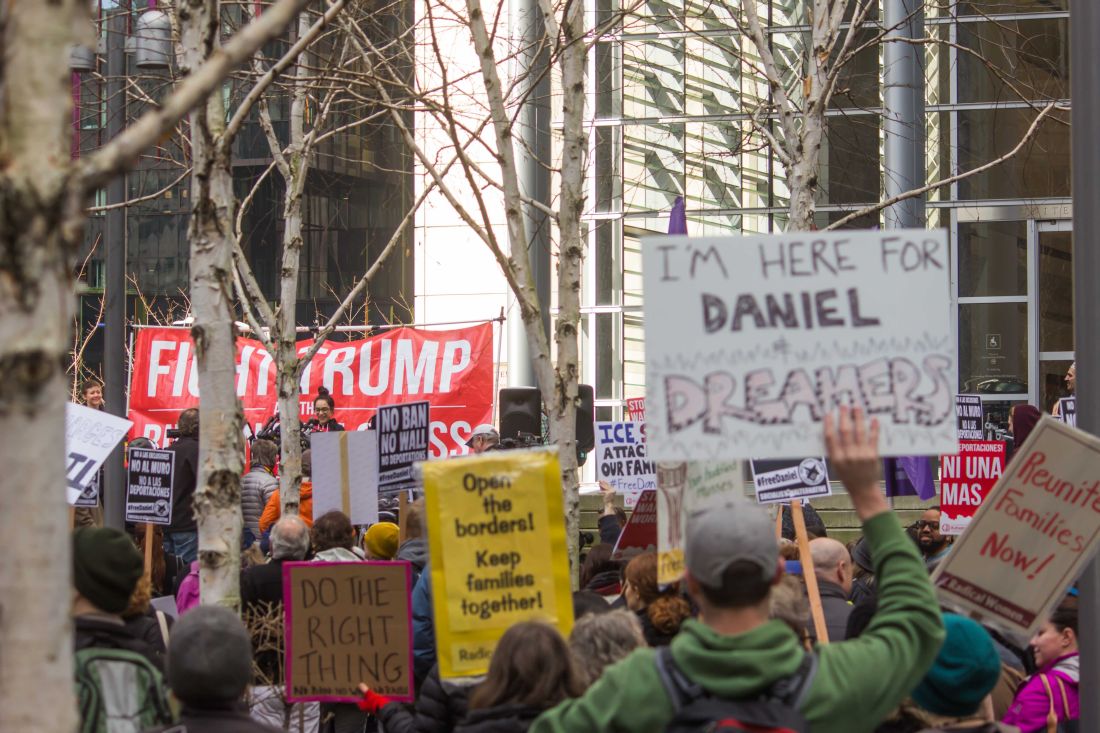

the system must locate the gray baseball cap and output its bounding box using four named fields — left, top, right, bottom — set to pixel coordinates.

left=685, top=501, right=778, bottom=587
